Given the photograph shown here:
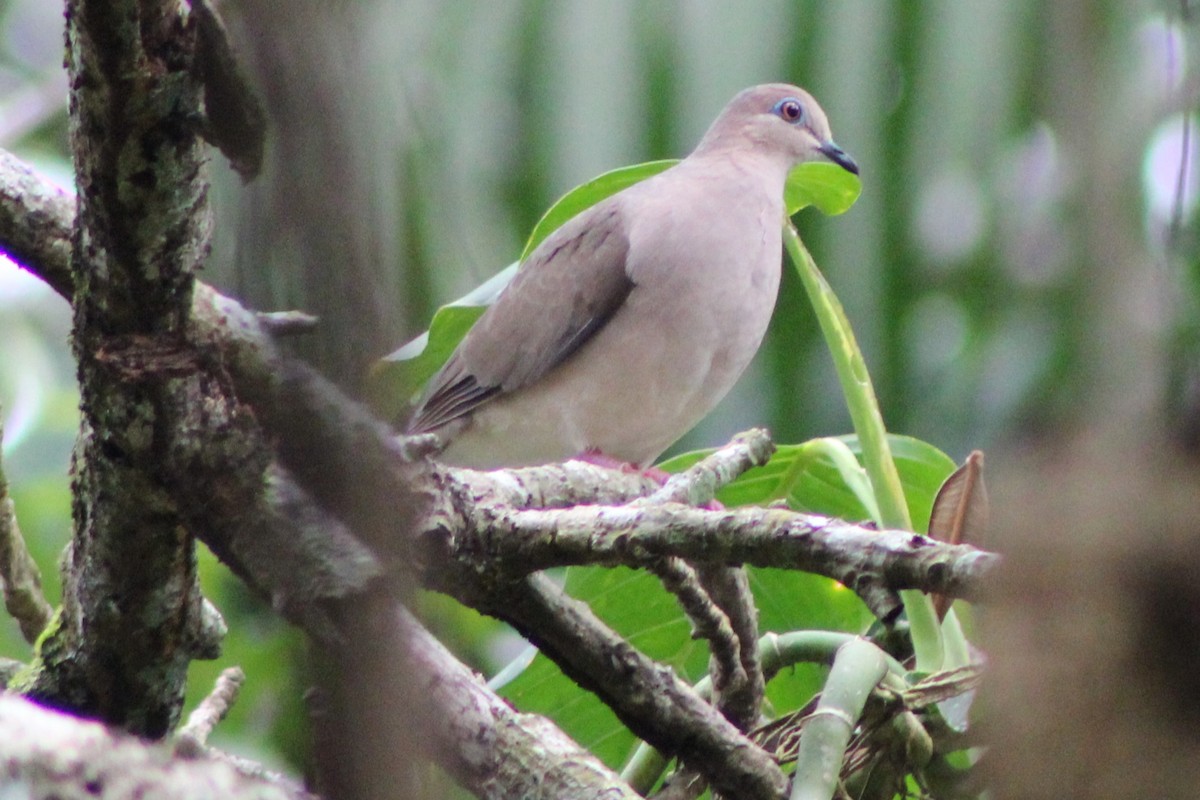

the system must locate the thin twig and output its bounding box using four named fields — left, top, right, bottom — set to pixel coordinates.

left=649, top=556, right=746, bottom=694
left=696, top=565, right=763, bottom=728
left=174, top=666, right=246, bottom=756
left=642, top=429, right=774, bottom=728
left=647, top=428, right=775, bottom=507
left=0, top=415, right=54, bottom=644
left=256, top=310, right=319, bottom=336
